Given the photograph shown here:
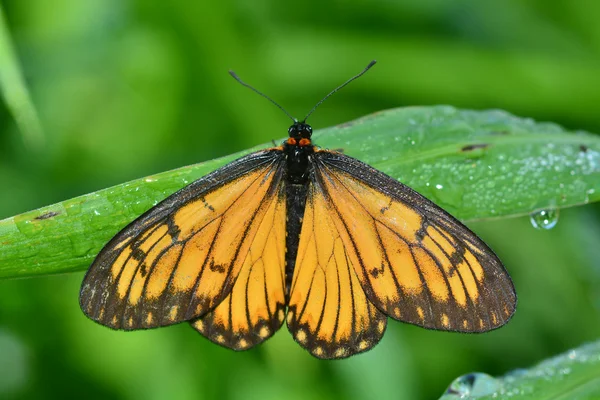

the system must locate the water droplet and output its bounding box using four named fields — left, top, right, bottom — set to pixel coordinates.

left=506, top=368, right=528, bottom=379
left=131, top=200, right=150, bottom=215
left=435, top=184, right=443, bottom=190
left=559, top=367, right=572, bottom=376
left=530, top=208, right=559, bottom=230
left=445, top=372, right=501, bottom=397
